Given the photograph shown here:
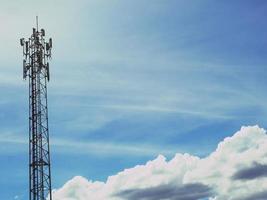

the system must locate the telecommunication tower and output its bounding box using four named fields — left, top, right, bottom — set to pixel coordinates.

left=20, top=17, right=53, bottom=200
